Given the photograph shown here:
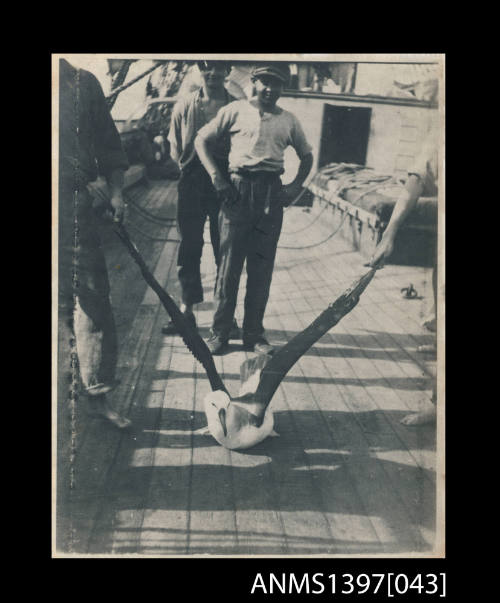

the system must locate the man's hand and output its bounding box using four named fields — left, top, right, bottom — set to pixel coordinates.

left=366, top=233, right=395, bottom=268
left=211, top=173, right=236, bottom=202
left=110, top=190, right=126, bottom=224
